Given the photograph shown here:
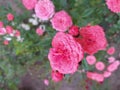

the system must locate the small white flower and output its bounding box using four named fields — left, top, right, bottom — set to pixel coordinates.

left=4, top=36, right=12, bottom=41
left=32, top=20, right=38, bottom=26
left=16, top=36, right=24, bottom=42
